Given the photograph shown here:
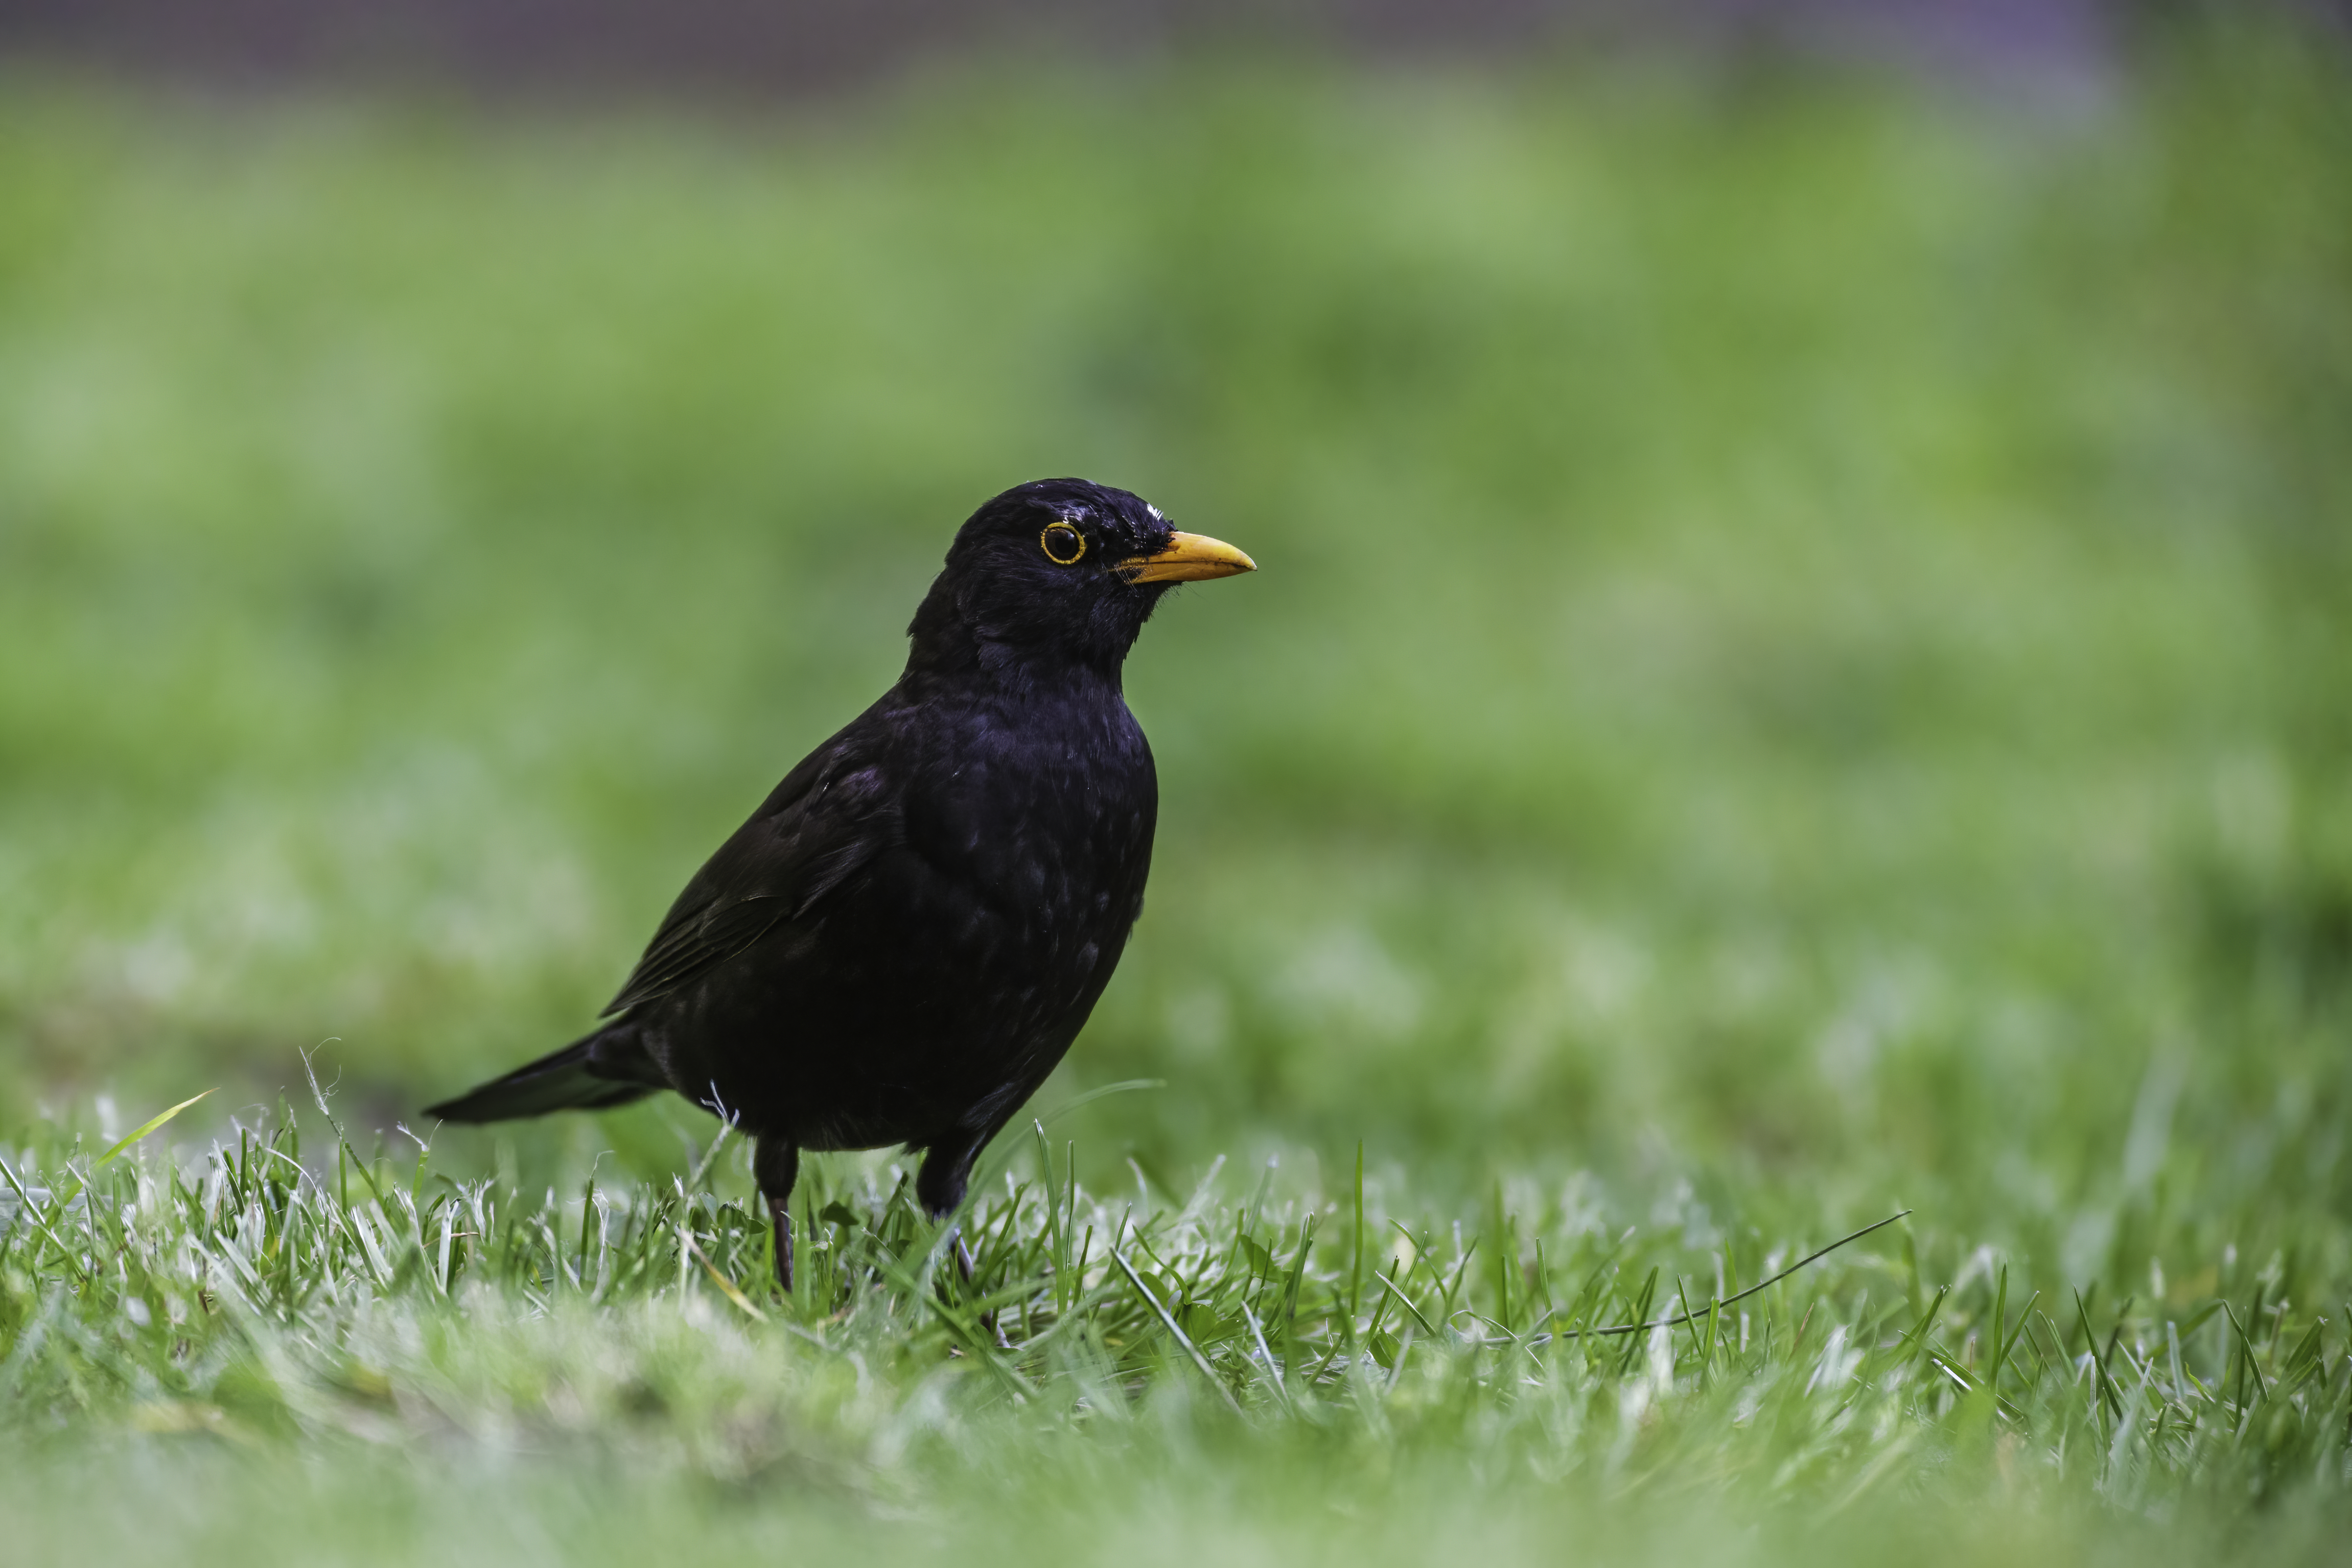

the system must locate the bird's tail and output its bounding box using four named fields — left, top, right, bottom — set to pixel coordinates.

left=424, top=1025, right=664, bottom=1124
